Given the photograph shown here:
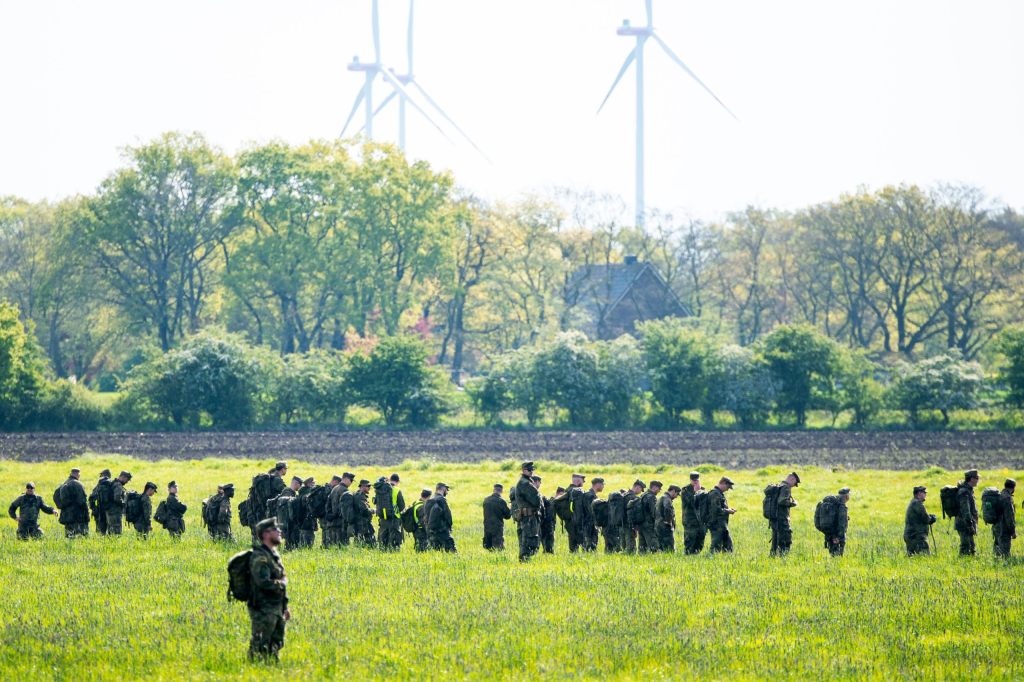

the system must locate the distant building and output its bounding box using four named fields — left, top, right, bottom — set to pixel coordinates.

left=567, top=255, right=691, bottom=340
